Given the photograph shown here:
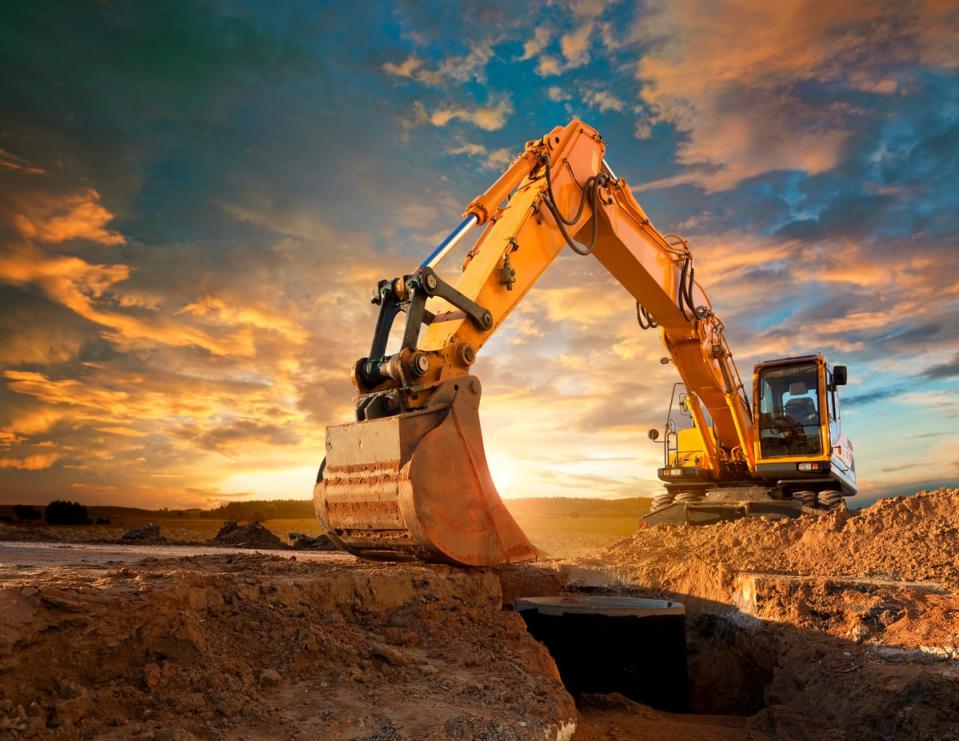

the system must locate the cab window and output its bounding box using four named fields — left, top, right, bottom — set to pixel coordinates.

left=758, top=363, right=822, bottom=457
